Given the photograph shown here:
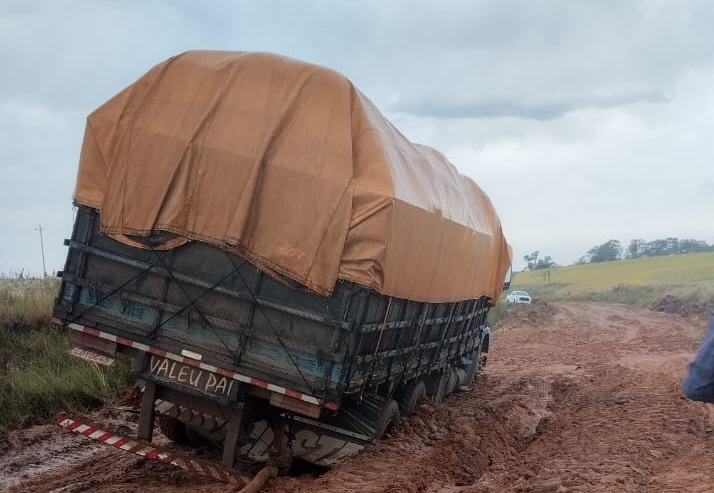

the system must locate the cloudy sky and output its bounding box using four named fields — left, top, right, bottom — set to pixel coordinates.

left=2, top=0, right=713, bottom=276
